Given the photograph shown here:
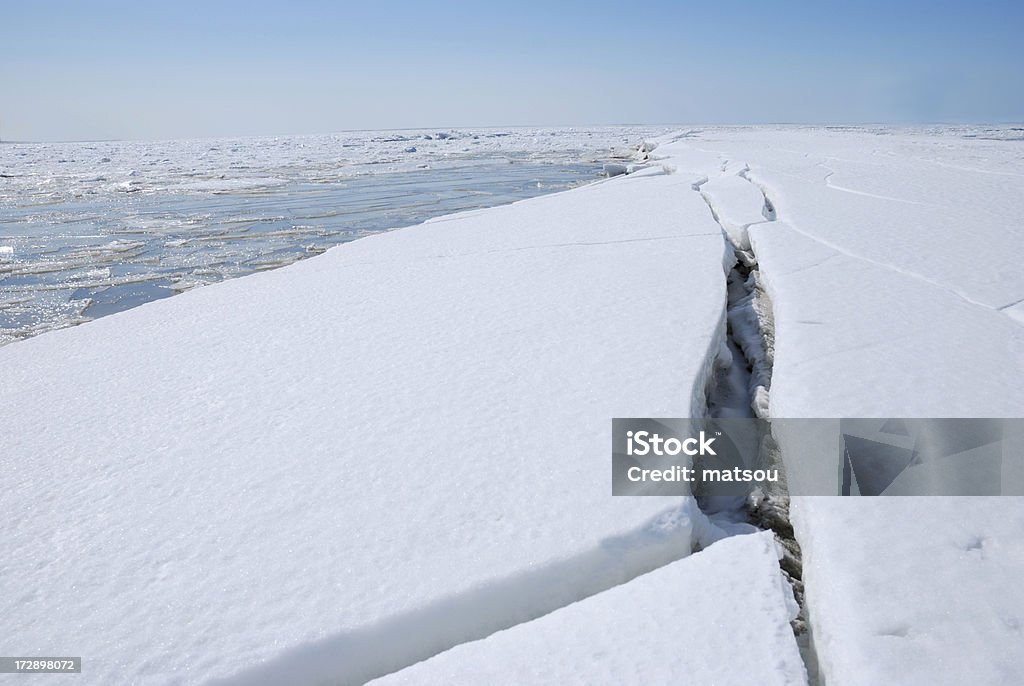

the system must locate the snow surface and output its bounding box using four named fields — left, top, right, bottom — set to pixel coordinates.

left=5, top=124, right=1023, bottom=685
left=791, top=497, right=1024, bottom=685
left=0, top=168, right=733, bottom=684
left=370, top=531, right=806, bottom=685
left=650, top=127, right=1024, bottom=685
